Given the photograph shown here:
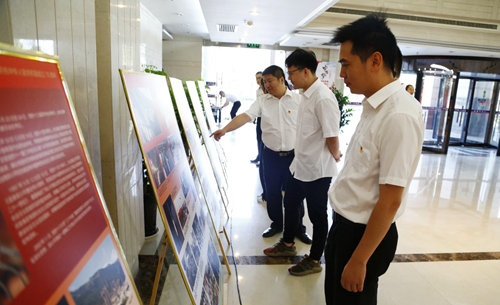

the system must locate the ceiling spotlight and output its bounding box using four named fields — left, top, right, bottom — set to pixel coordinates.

left=245, top=20, right=253, bottom=26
